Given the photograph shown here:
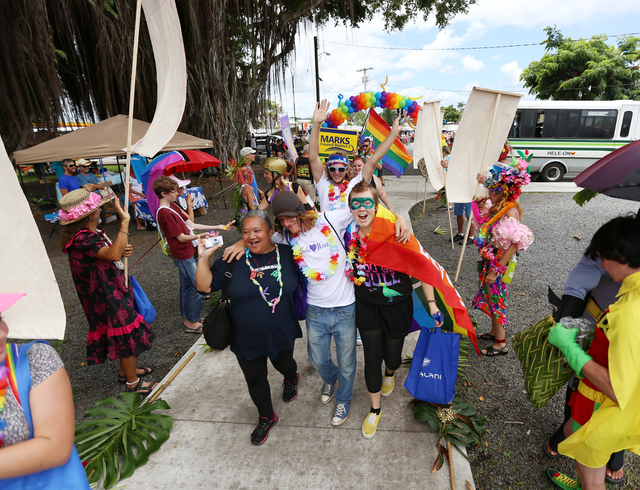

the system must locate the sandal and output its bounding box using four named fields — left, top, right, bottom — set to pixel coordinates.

left=202, top=295, right=211, bottom=300
left=605, top=467, right=624, bottom=484
left=481, top=345, right=508, bottom=356
left=125, top=378, right=156, bottom=397
left=118, top=366, right=154, bottom=384
left=478, top=332, right=496, bottom=341
left=543, top=441, right=562, bottom=460
left=185, top=324, right=203, bottom=334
